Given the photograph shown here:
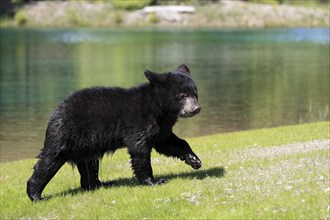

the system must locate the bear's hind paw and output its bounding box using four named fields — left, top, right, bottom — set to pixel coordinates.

left=101, top=181, right=115, bottom=188
left=155, top=178, right=168, bottom=185
left=140, top=177, right=168, bottom=186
